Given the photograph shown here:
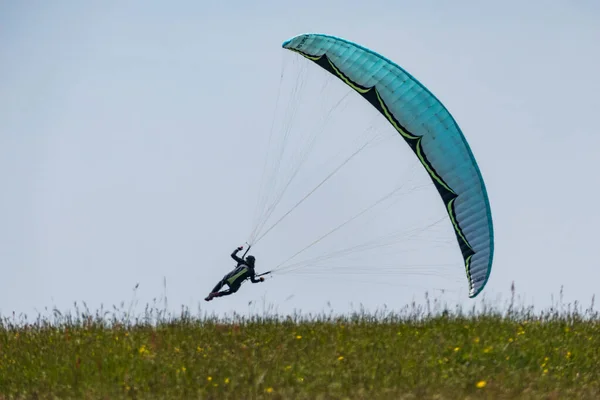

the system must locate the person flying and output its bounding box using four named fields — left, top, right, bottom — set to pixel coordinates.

left=205, top=246, right=264, bottom=301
